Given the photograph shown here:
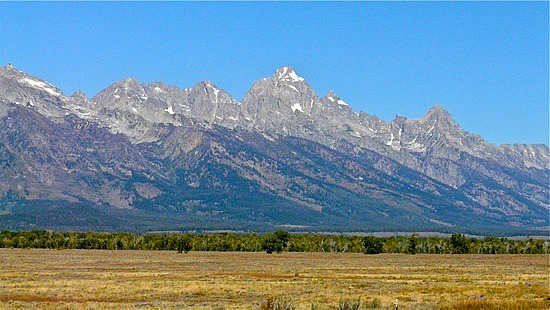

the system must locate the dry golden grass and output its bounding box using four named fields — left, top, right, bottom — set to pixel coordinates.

left=0, top=249, right=548, bottom=309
